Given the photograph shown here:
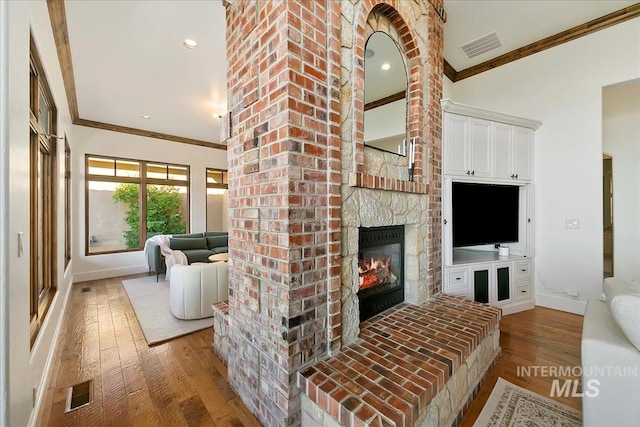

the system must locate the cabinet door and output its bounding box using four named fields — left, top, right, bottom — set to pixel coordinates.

left=513, top=127, right=532, bottom=181
left=444, top=114, right=469, bottom=176
left=471, top=265, right=490, bottom=304
left=469, top=118, right=492, bottom=178
left=492, top=122, right=513, bottom=179
left=494, top=263, right=512, bottom=305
